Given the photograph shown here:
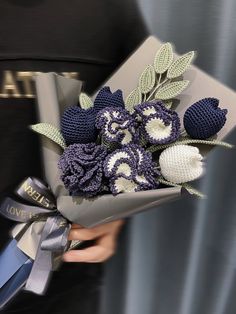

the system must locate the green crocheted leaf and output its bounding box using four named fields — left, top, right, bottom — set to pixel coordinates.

left=155, top=80, right=189, bottom=100
left=163, top=100, right=173, bottom=109
left=139, top=133, right=148, bottom=147
left=125, top=87, right=142, bottom=113
left=154, top=43, right=173, bottom=74
left=101, top=136, right=118, bottom=151
left=79, top=92, right=93, bottom=109
left=167, top=51, right=195, bottom=79
left=138, top=65, right=156, bottom=94
left=30, top=123, right=66, bottom=149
